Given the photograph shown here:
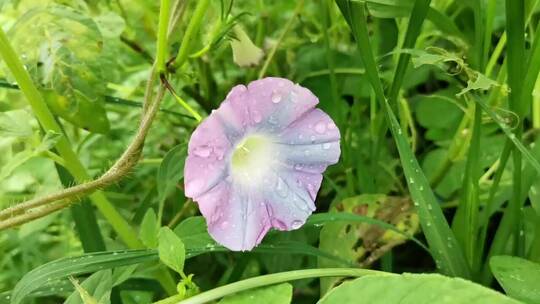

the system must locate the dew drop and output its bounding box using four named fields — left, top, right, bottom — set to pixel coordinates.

left=186, top=179, right=204, bottom=194
left=314, top=121, right=327, bottom=134
left=253, top=111, right=262, bottom=123
left=271, top=91, right=282, bottom=103
left=291, top=220, right=303, bottom=229
left=310, top=135, right=316, bottom=143
left=193, top=146, right=212, bottom=158
left=220, top=221, right=229, bottom=229
left=294, top=164, right=303, bottom=171
left=322, top=143, right=331, bottom=150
